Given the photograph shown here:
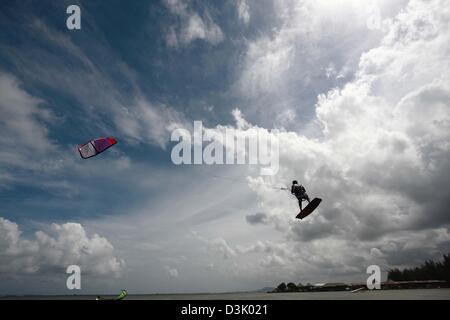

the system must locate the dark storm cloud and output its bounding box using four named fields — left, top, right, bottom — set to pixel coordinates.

left=288, top=221, right=336, bottom=242
left=245, top=212, right=268, bottom=225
